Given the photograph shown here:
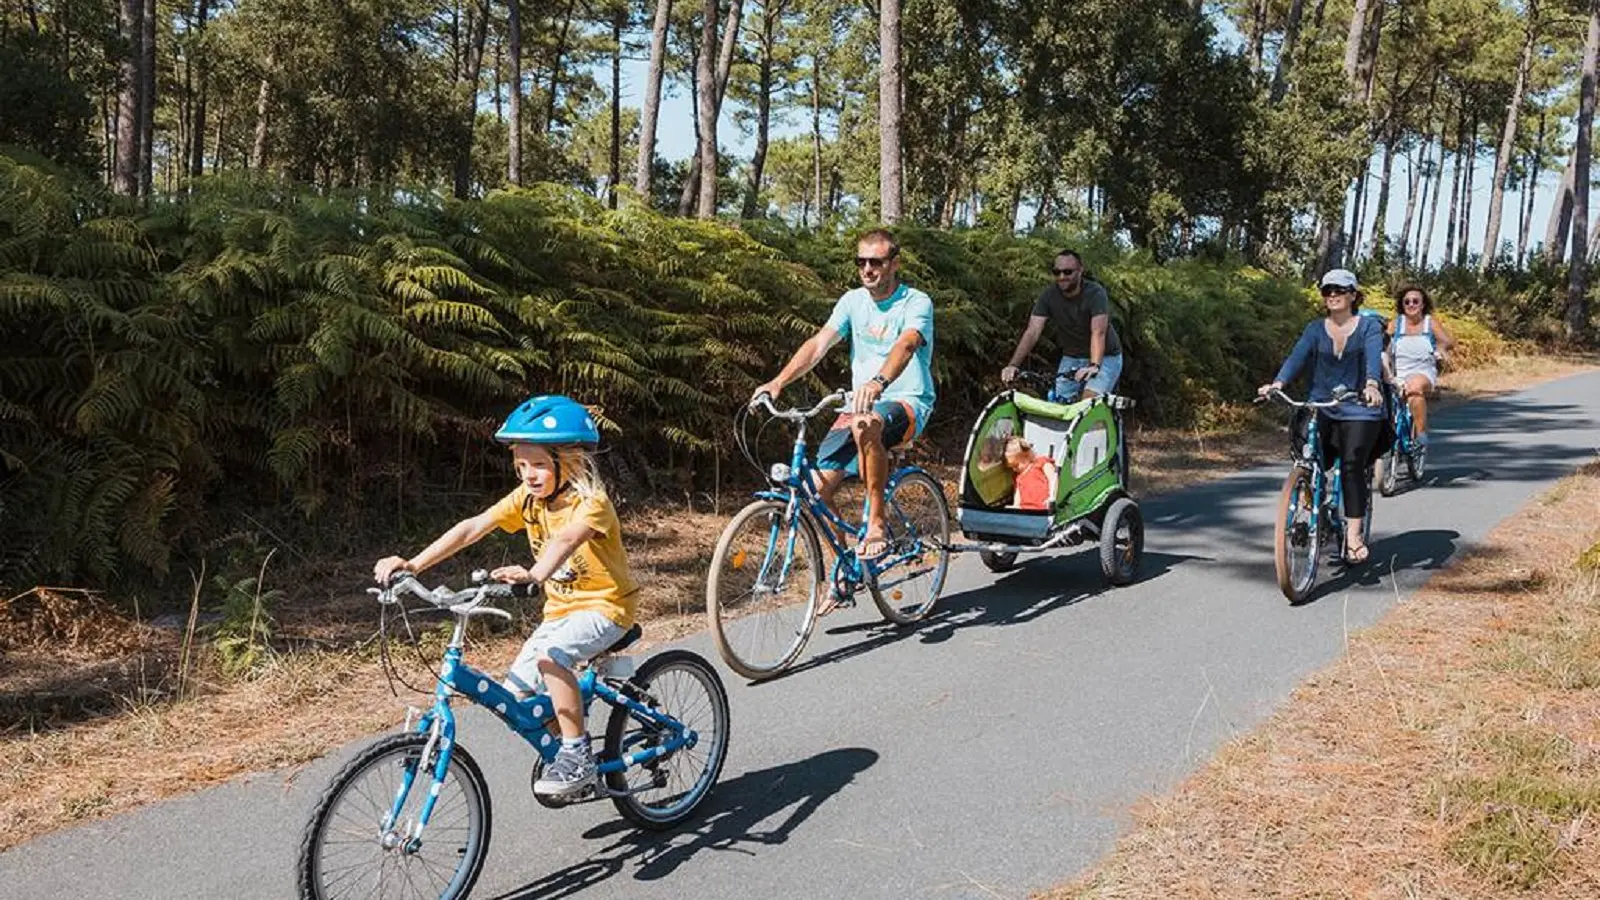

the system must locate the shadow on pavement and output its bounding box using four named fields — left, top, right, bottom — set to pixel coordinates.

left=1295, top=528, right=1463, bottom=606
left=489, top=747, right=879, bottom=899
left=753, top=548, right=1206, bottom=684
